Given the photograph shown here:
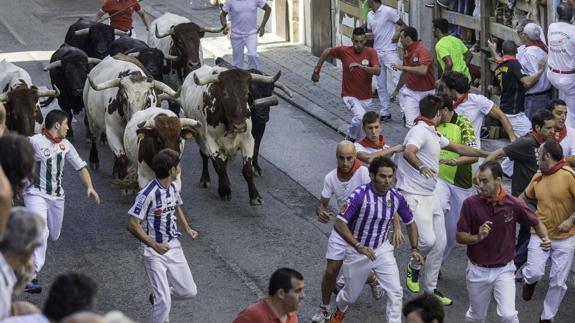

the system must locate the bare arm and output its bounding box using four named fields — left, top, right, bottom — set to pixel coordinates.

left=484, top=148, right=507, bottom=162
left=220, top=11, right=229, bottom=34
left=137, top=10, right=149, bottom=30
left=444, top=142, right=489, bottom=158
left=311, top=48, right=333, bottom=82
left=394, top=63, right=430, bottom=76
left=464, top=49, right=473, bottom=64
left=357, top=144, right=404, bottom=164
left=316, top=197, right=333, bottom=223
left=456, top=231, right=482, bottom=245
left=440, top=156, right=479, bottom=167
left=390, top=19, right=405, bottom=43
left=520, top=60, right=545, bottom=89
left=176, top=206, right=198, bottom=240
left=391, top=71, right=406, bottom=100
left=0, top=166, right=12, bottom=239
left=349, top=63, right=381, bottom=76
left=533, top=222, right=551, bottom=250
left=127, top=217, right=170, bottom=254
left=518, top=192, right=532, bottom=205
left=258, top=4, right=272, bottom=36
left=78, top=168, right=100, bottom=204
left=488, top=105, right=517, bottom=142
left=442, top=56, right=454, bottom=72
left=405, top=222, right=424, bottom=264
left=335, top=218, right=376, bottom=260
